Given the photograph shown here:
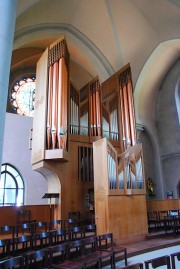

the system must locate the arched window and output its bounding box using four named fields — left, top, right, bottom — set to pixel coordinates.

left=175, top=78, right=180, bottom=124
left=10, top=75, right=36, bottom=117
left=0, top=163, right=24, bottom=206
